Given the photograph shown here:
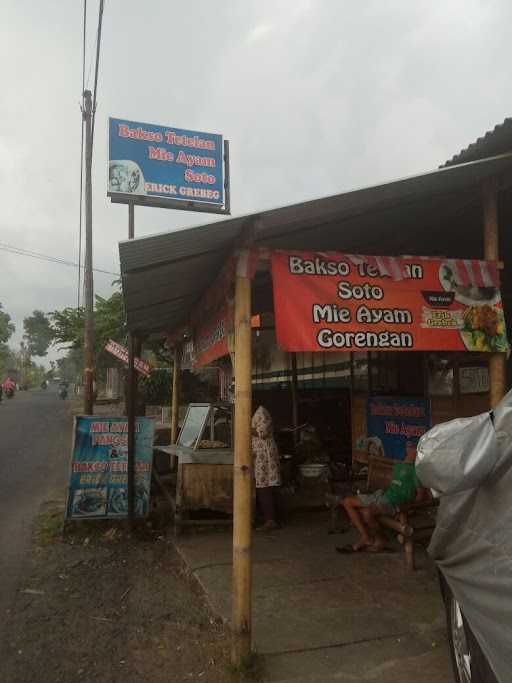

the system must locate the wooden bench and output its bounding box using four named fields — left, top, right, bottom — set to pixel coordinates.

left=367, top=455, right=438, bottom=571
